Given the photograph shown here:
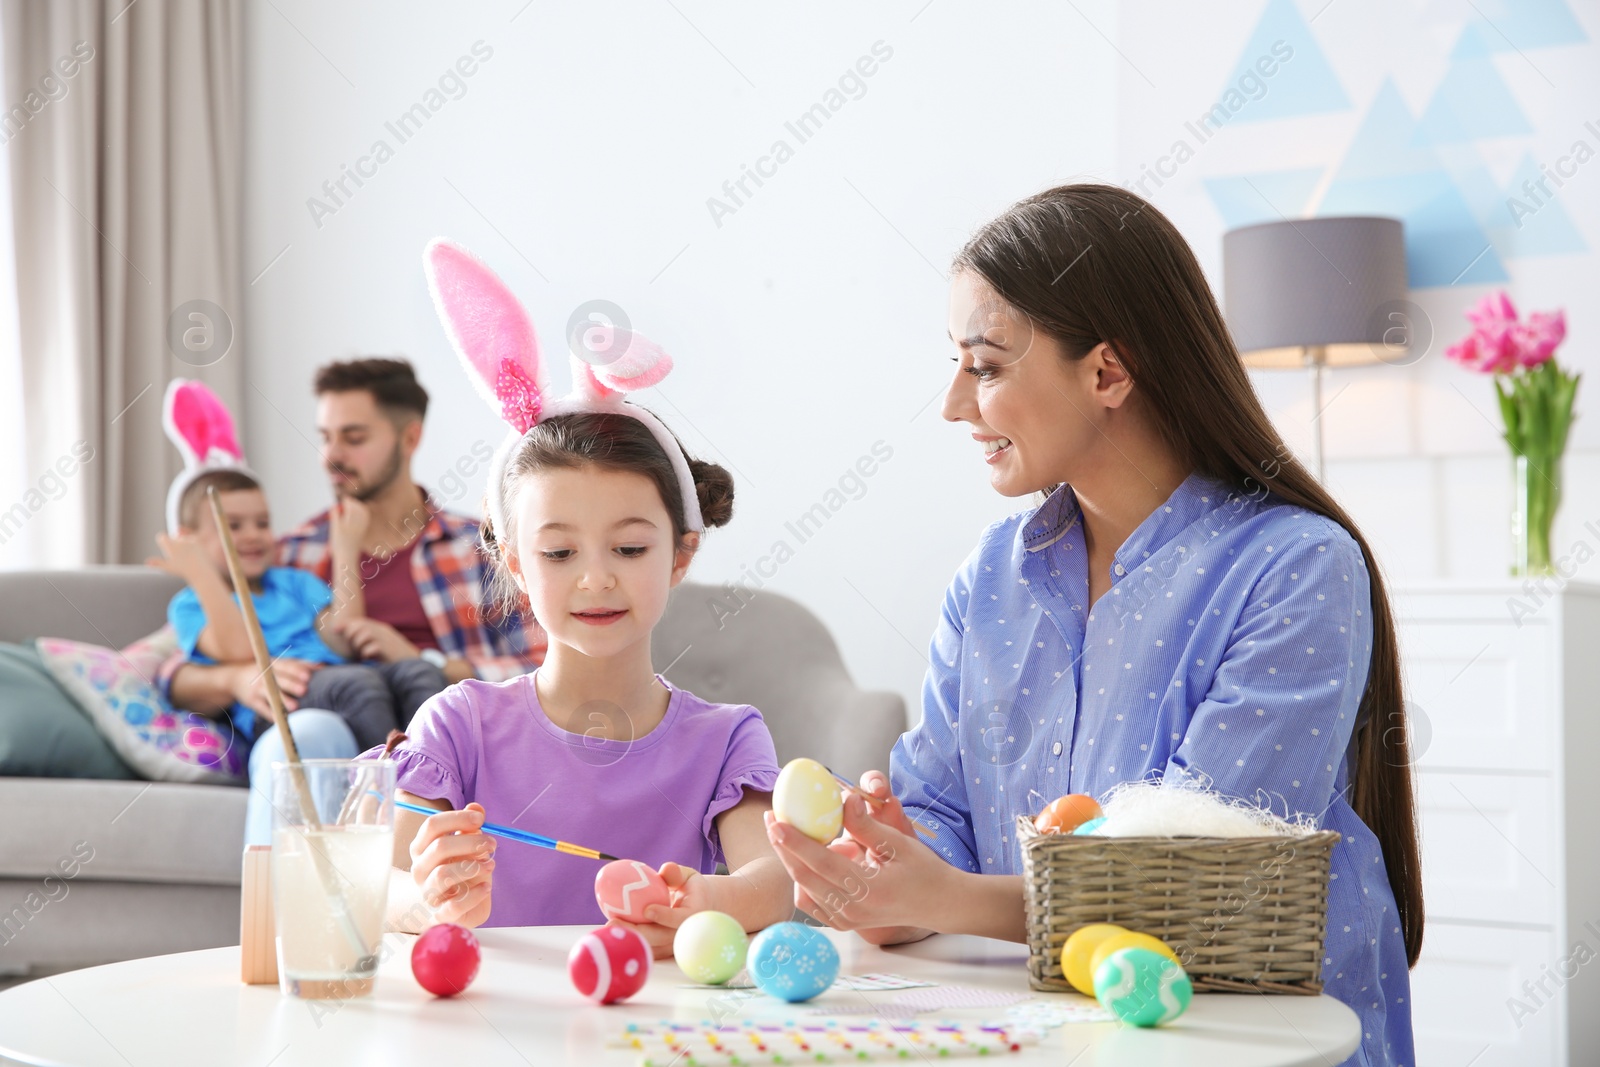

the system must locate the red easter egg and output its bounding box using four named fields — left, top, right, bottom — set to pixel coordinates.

left=411, top=923, right=481, bottom=997
left=594, top=859, right=671, bottom=923
left=568, top=924, right=652, bottom=1004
